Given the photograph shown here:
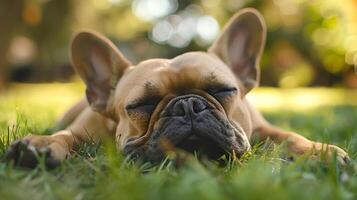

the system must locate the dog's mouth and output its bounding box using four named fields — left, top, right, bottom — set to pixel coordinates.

left=124, top=125, right=246, bottom=163
left=123, top=94, right=250, bottom=163
left=175, top=134, right=227, bottom=160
